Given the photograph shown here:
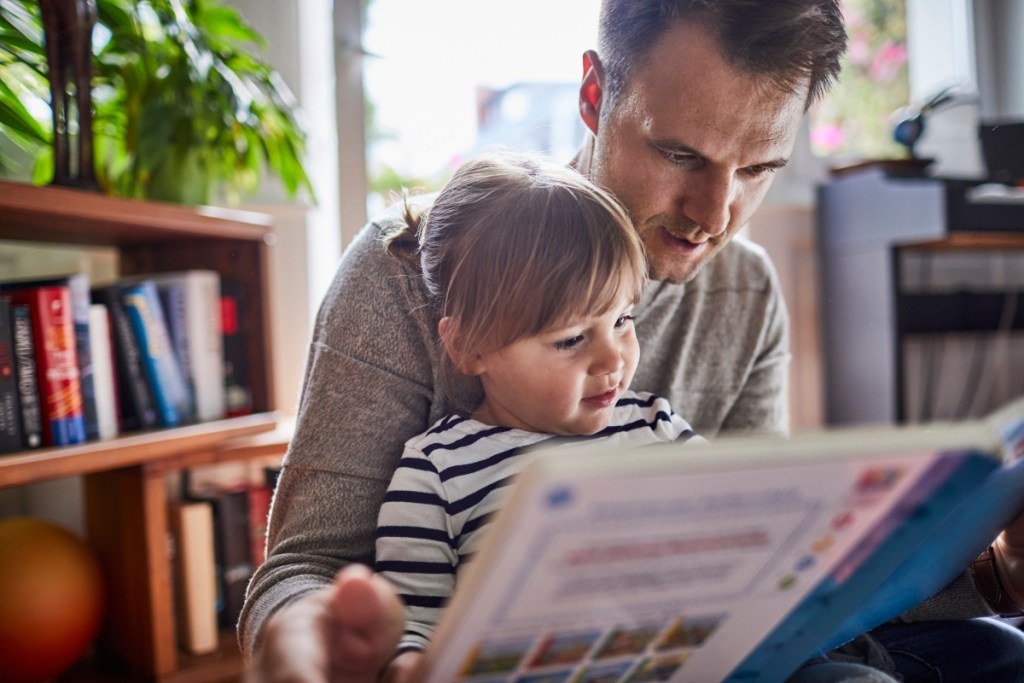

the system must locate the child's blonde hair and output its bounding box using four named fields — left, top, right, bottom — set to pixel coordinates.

left=387, top=151, right=646, bottom=390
